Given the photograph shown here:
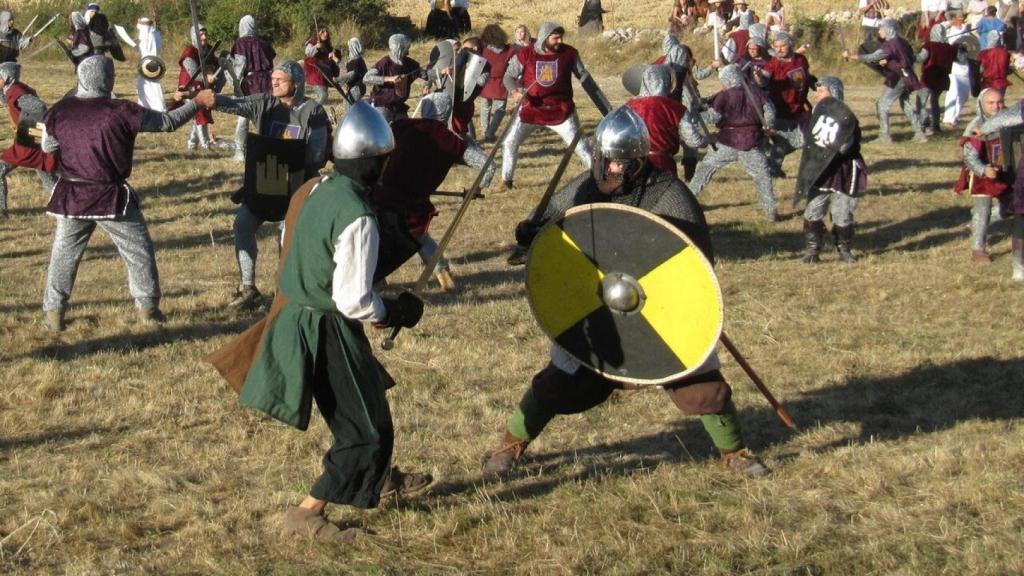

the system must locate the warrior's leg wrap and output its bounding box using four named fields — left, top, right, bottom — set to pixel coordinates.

left=901, top=88, right=925, bottom=136
left=198, top=124, right=211, bottom=148
left=96, top=204, right=161, bottom=309
left=917, top=88, right=932, bottom=128
left=689, top=146, right=737, bottom=194
left=930, top=89, right=942, bottom=130
left=972, top=196, right=993, bottom=252
left=876, top=87, right=899, bottom=139
left=0, top=161, right=11, bottom=210
left=233, top=204, right=264, bottom=288
left=479, top=98, right=492, bottom=137
left=509, top=363, right=618, bottom=441
left=550, top=113, right=592, bottom=169
left=829, top=192, right=859, bottom=228
left=415, top=232, right=449, bottom=272
left=738, top=149, right=777, bottom=217
left=699, top=399, right=745, bottom=453
left=483, top=98, right=506, bottom=140
left=500, top=115, right=534, bottom=183
left=1012, top=215, right=1024, bottom=281
left=187, top=123, right=200, bottom=148
left=43, top=216, right=97, bottom=312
